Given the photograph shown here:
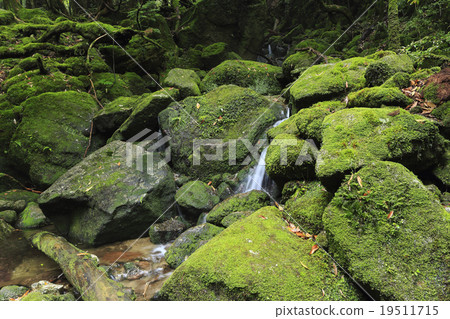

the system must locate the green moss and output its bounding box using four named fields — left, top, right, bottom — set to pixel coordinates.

left=266, top=134, right=316, bottom=185
left=0, top=285, right=28, bottom=301
left=432, top=144, right=450, bottom=187
left=175, top=181, right=220, bottom=217
left=0, top=218, right=14, bottom=240
left=16, top=202, right=47, bottom=229
left=159, top=207, right=361, bottom=301
left=0, top=210, right=17, bottom=224
left=94, top=96, right=136, bottom=134
left=324, top=161, right=449, bottom=300
left=162, top=68, right=201, bottom=98
left=158, top=85, right=283, bottom=179
left=16, top=8, right=53, bottom=24
left=206, top=190, right=270, bottom=225
left=348, top=87, right=412, bottom=108
left=284, top=181, right=332, bottom=234
left=317, top=108, right=446, bottom=190
left=201, top=60, right=282, bottom=95
left=365, top=54, right=414, bottom=87
left=421, top=83, right=440, bottom=104
left=21, top=291, right=76, bottom=301
left=431, top=101, right=450, bottom=139
left=0, top=9, right=15, bottom=25
left=220, top=211, right=252, bottom=228
left=282, top=51, right=317, bottom=81
left=165, top=223, right=224, bottom=269
left=91, top=72, right=134, bottom=103
left=289, top=57, right=372, bottom=111
left=268, top=101, right=345, bottom=143
left=381, top=72, right=410, bottom=88
left=410, top=68, right=440, bottom=81
left=0, top=189, right=39, bottom=203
